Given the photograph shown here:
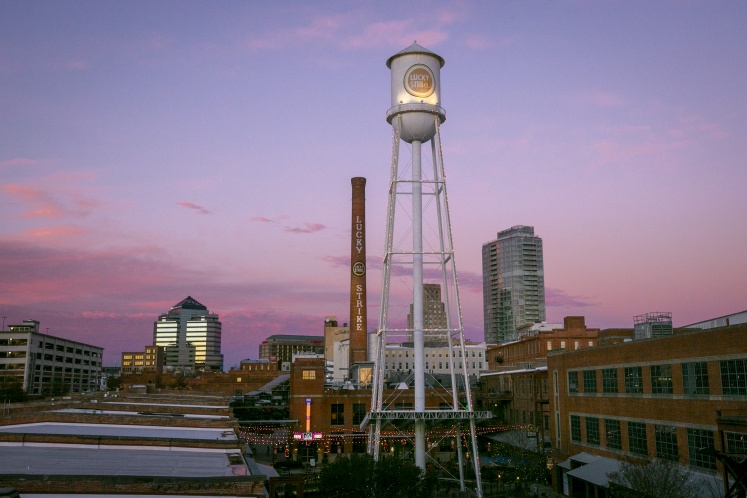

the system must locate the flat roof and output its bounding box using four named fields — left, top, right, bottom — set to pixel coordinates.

left=100, top=401, right=229, bottom=409
left=0, top=422, right=237, bottom=441
left=53, top=408, right=230, bottom=420
left=24, top=496, right=246, bottom=498
left=566, top=457, right=621, bottom=487
left=0, top=446, right=247, bottom=477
